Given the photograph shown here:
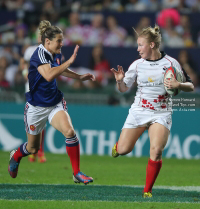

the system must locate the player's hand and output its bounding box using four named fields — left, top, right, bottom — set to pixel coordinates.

left=110, top=65, right=125, bottom=83
left=68, top=45, right=79, bottom=65
left=164, top=74, right=180, bottom=89
left=80, top=73, right=96, bottom=81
